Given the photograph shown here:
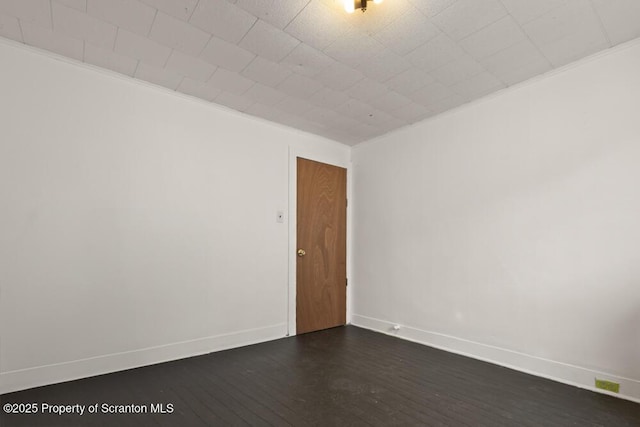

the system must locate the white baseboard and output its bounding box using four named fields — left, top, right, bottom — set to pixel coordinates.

left=351, top=314, right=640, bottom=404
left=0, top=323, right=287, bottom=395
